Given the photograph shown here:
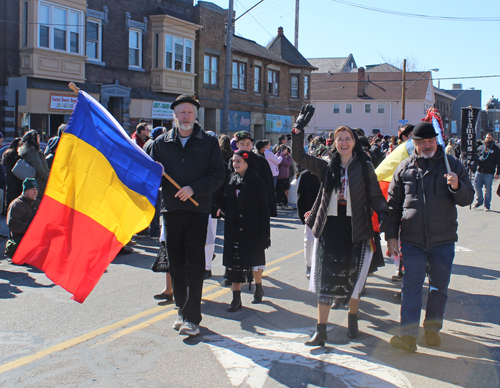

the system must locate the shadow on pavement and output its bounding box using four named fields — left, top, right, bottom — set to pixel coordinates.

left=0, top=268, right=55, bottom=299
